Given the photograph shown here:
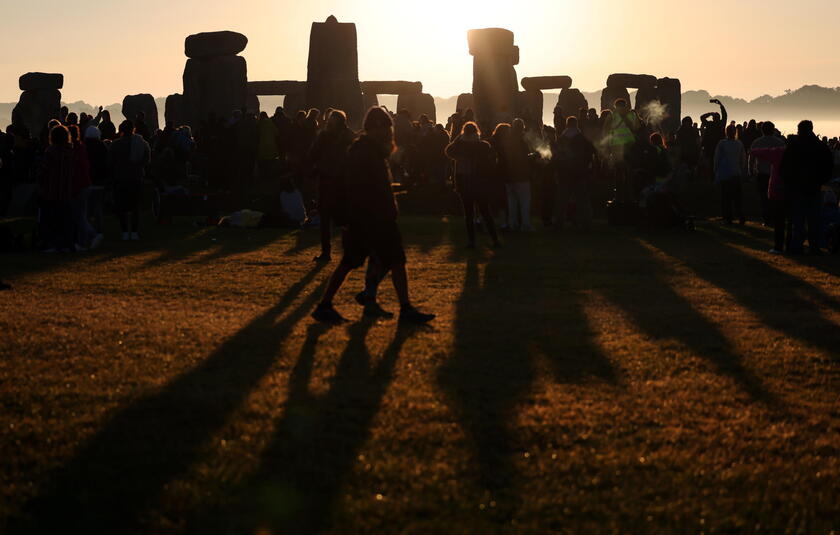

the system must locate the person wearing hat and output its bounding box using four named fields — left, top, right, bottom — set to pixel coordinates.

left=312, top=107, right=435, bottom=324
